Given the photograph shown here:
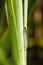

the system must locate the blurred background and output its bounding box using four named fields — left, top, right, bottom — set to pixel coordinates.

left=27, top=0, right=43, bottom=65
